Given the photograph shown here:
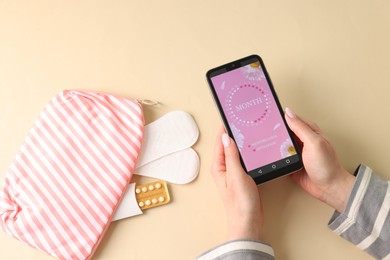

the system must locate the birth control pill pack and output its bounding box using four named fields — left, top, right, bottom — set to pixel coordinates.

left=135, top=180, right=171, bottom=210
